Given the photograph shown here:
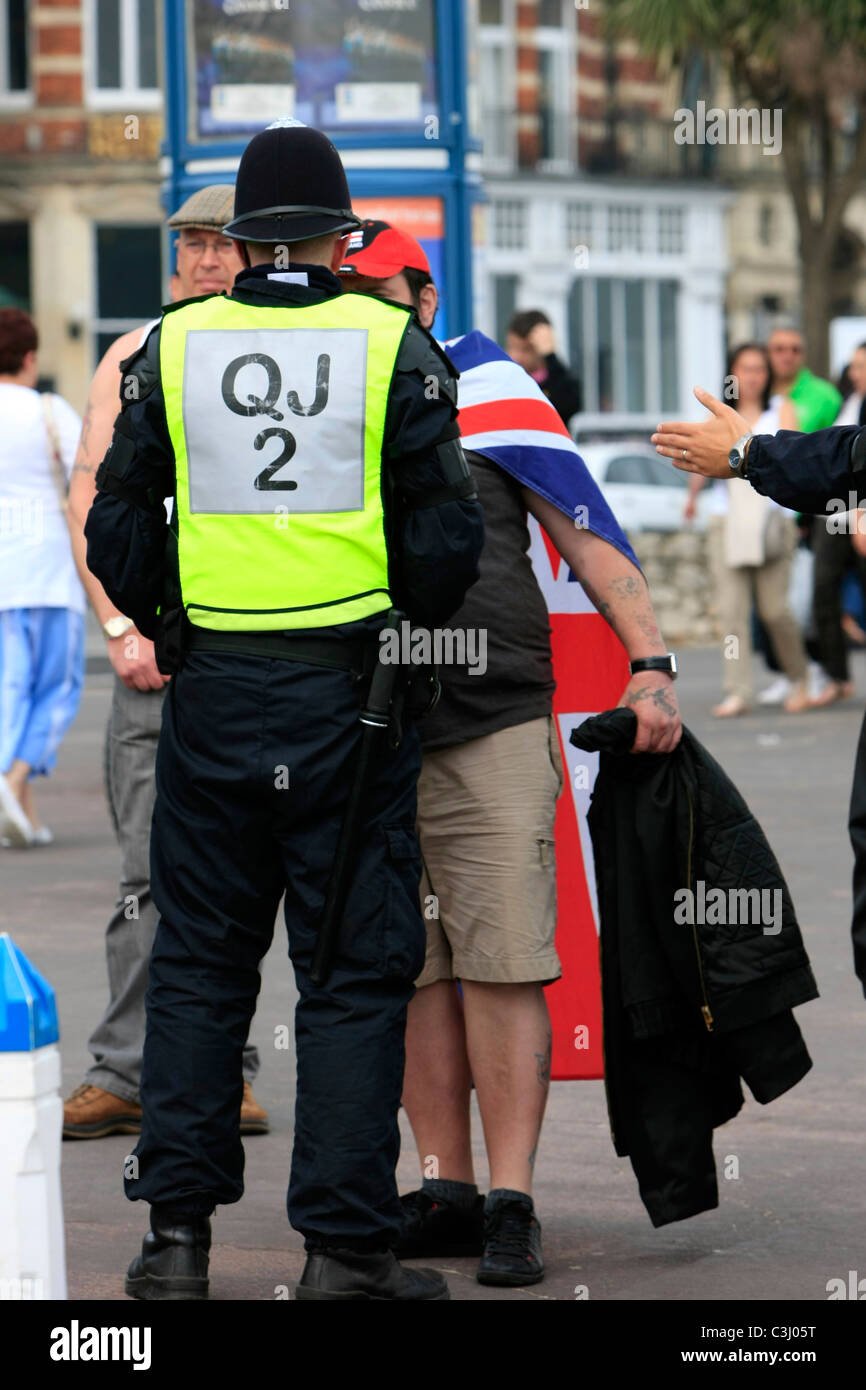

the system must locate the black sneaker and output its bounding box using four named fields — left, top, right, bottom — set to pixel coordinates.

left=393, top=1188, right=485, bottom=1258
left=477, top=1194, right=544, bottom=1287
